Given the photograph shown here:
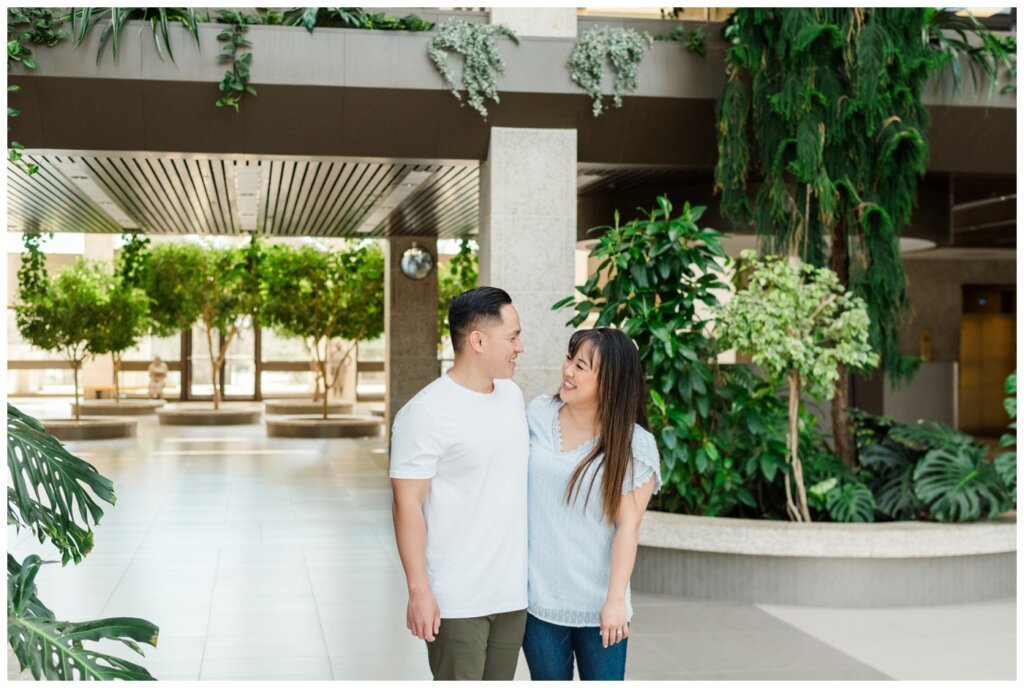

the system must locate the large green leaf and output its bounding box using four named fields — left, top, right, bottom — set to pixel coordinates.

left=7, top=404, right=115, bottom=564
left=825, top=481, right=876, bottom=523
left=913, top=443, right=1009, bottom=522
